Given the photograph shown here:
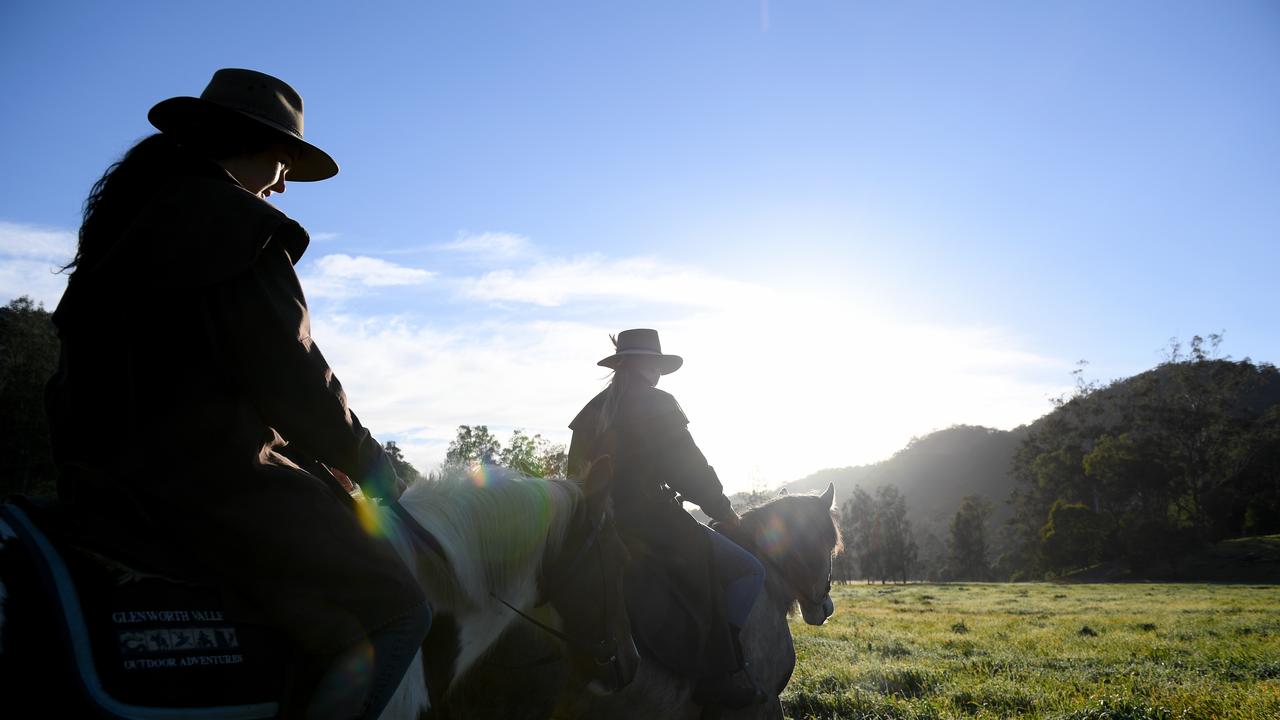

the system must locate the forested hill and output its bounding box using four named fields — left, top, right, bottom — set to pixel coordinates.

left=782, top=349, right=1280, bottom=580
left=785, top=357, right=1280, bottom=524
left=783, top=424, right=1027, bottom=529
